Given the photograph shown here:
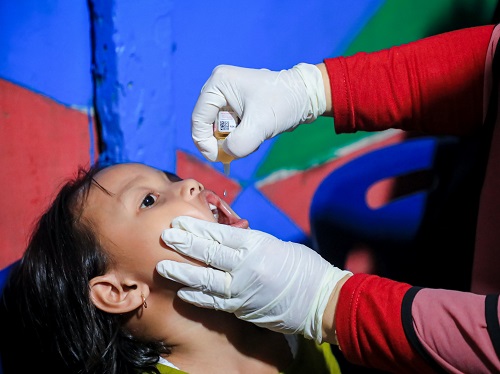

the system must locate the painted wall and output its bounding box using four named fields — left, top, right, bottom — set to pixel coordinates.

left=0, top=0, right=497, bottom=269
left=0, top=0, right=97, bottom=268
